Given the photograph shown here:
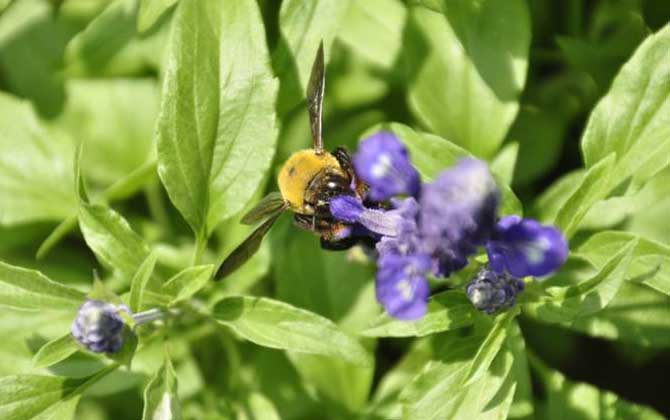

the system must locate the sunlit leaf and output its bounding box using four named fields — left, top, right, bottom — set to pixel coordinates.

left=142, top=353, right=181, bottom=420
